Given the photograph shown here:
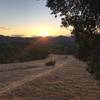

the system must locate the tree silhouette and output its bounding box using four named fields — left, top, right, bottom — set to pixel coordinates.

left=46, top=0, right=100, bottom=79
